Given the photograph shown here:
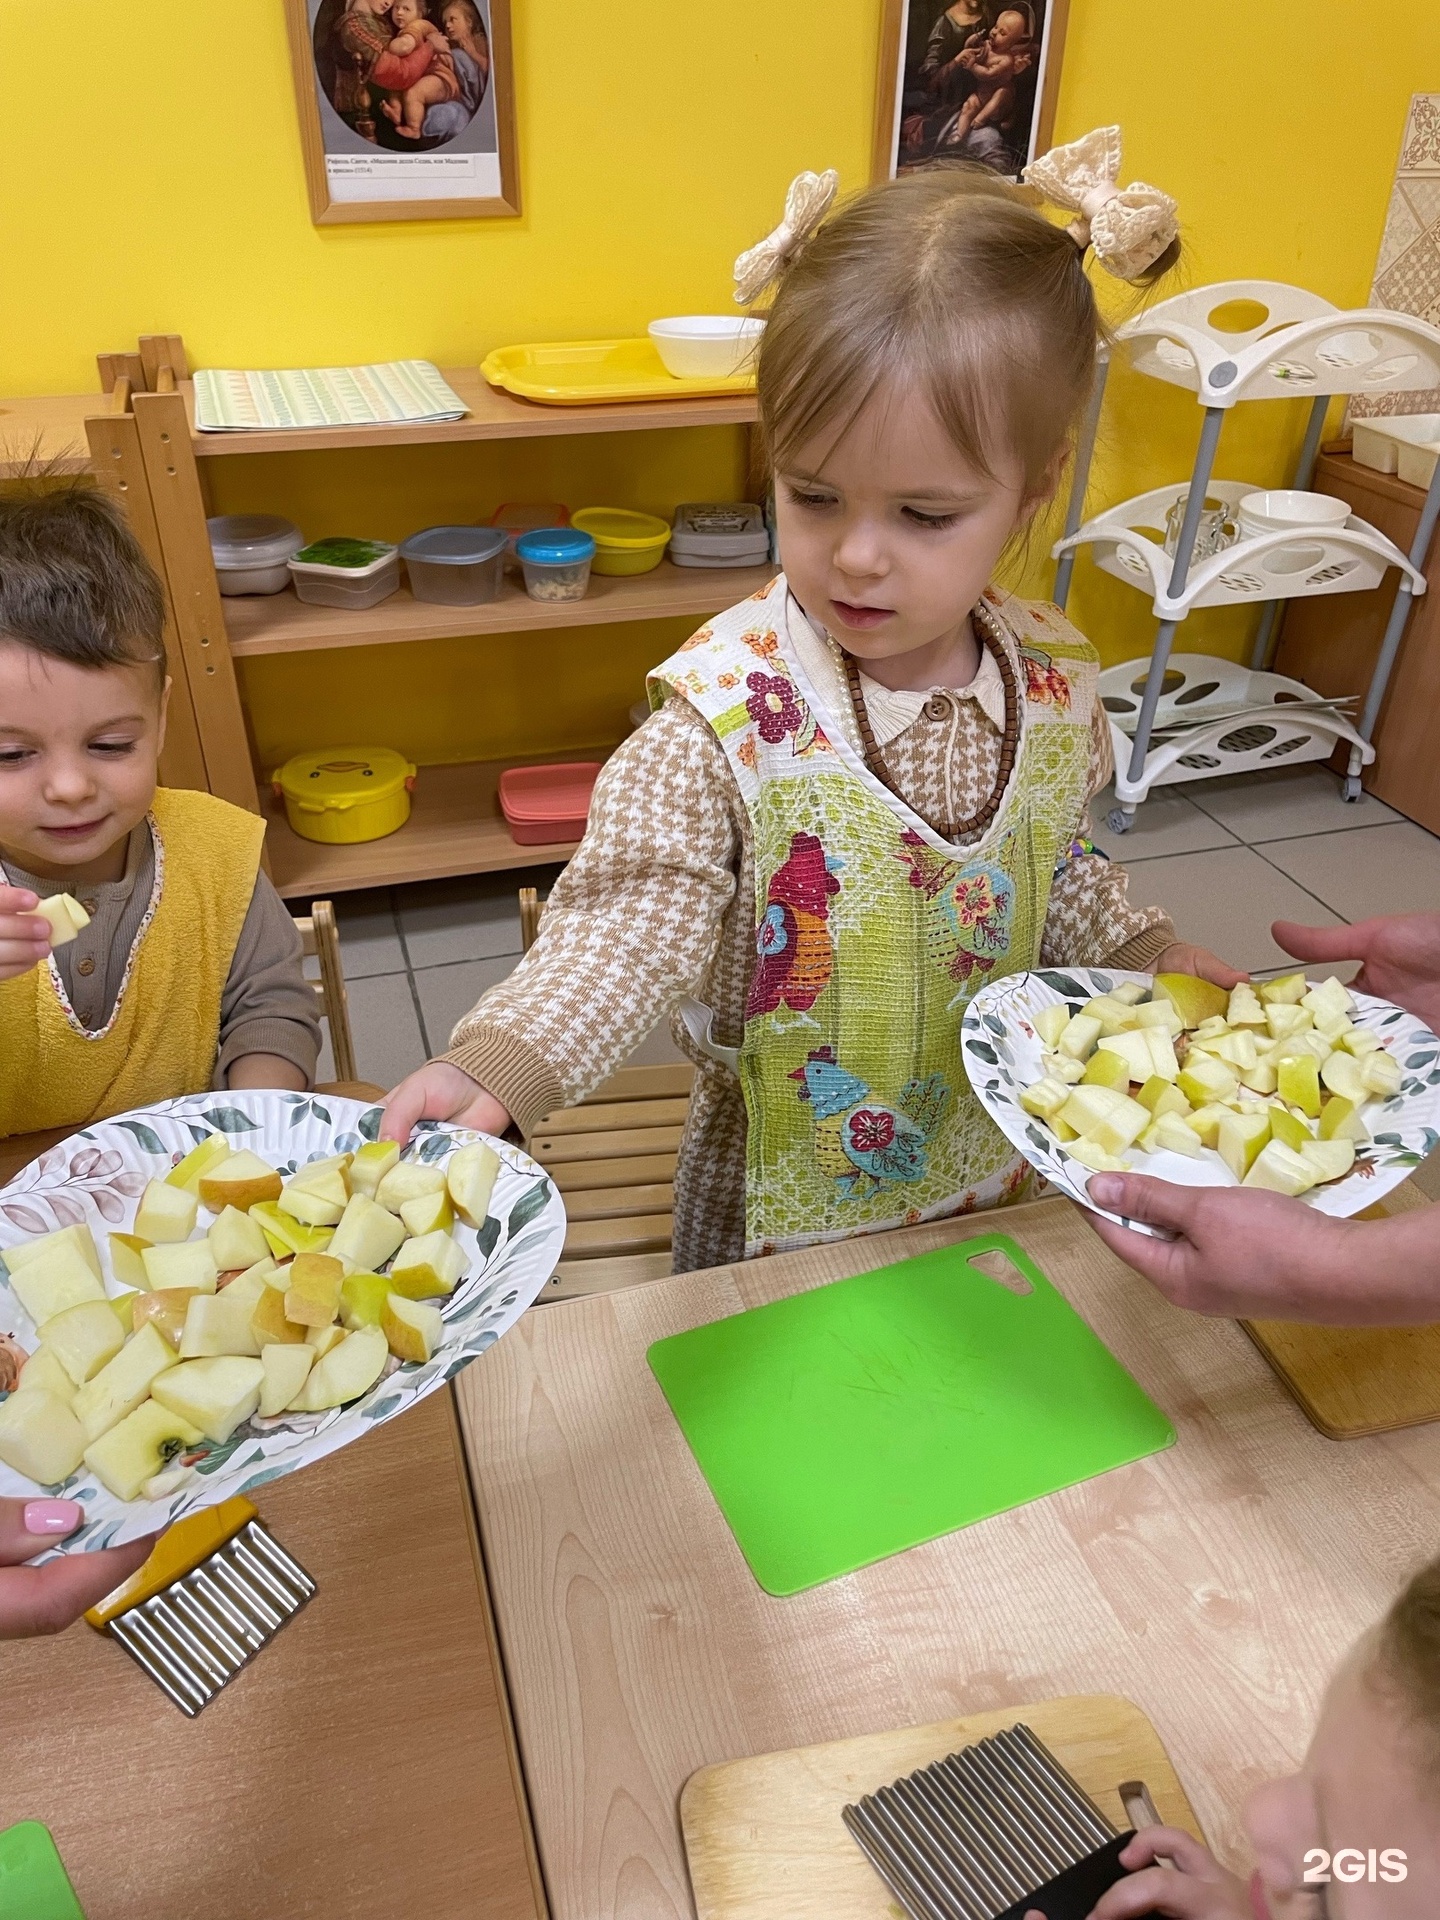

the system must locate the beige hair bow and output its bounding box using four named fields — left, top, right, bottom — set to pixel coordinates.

left=733, top=168, right=839, bottom=305
left=1023, top=126, right=1178, bottom=282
